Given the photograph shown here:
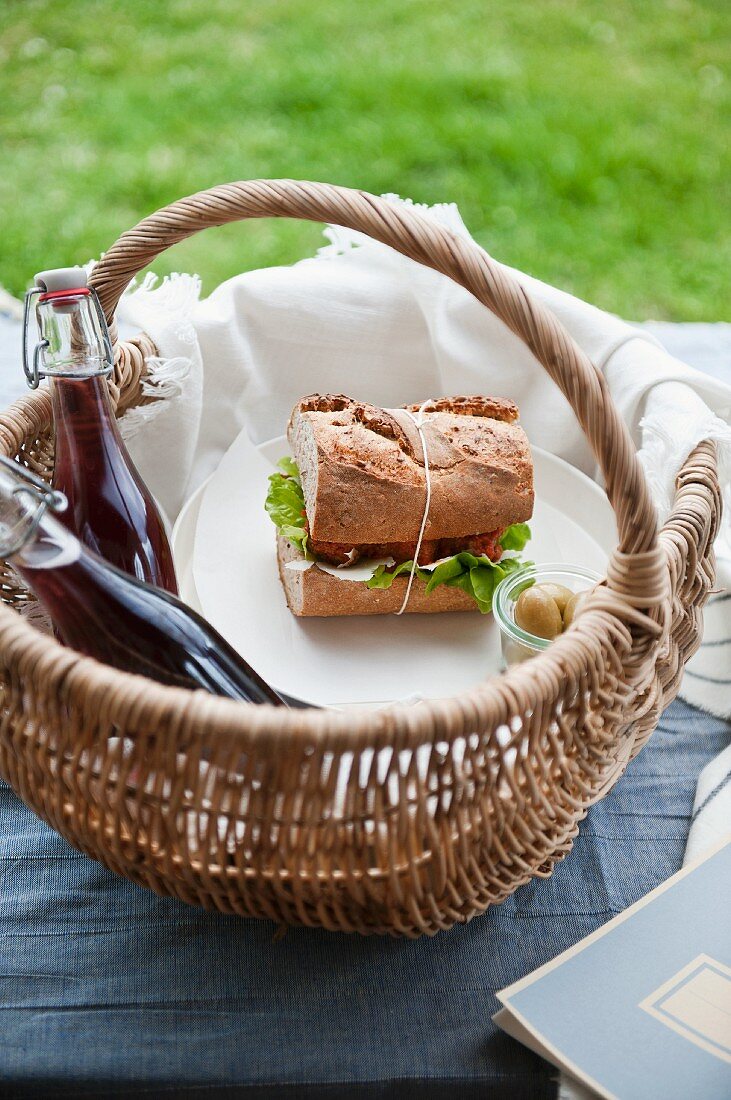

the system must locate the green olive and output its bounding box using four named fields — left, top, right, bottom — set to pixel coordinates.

left=534, top=583, right=574, bottom=615
left=514, top=586, right=563, bottom=640
left=562, top=591, right=586, bottom=629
